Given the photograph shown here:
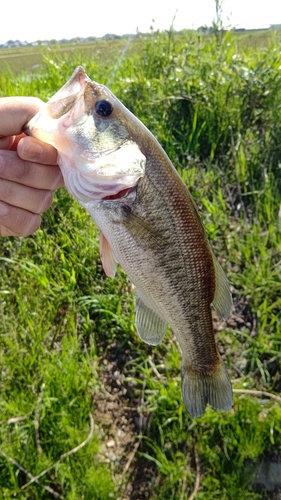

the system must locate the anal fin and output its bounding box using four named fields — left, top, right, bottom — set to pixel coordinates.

left=135, top=296, right=166, bottom=346
left=99, top=232, right=117, bottom=278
